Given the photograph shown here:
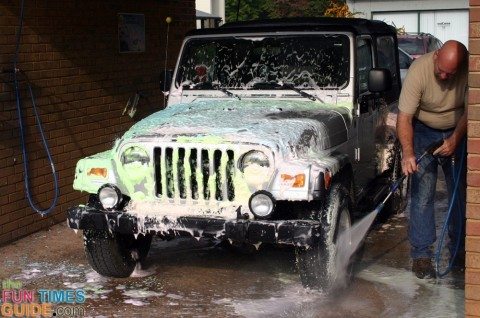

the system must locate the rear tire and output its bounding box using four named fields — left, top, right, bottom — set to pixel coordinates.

left=83, top=230, right=152, bottom=278
left=295, top=183, right=353, bottom=292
